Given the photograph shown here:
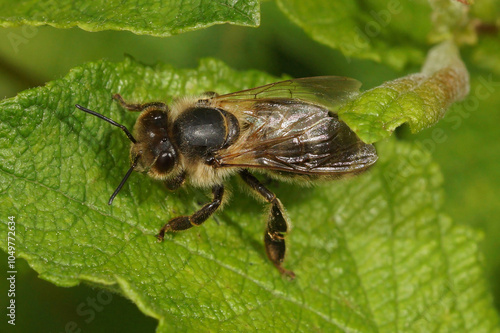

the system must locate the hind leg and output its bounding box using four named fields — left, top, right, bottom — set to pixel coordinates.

left=239, top=170, right=295, bottom=278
